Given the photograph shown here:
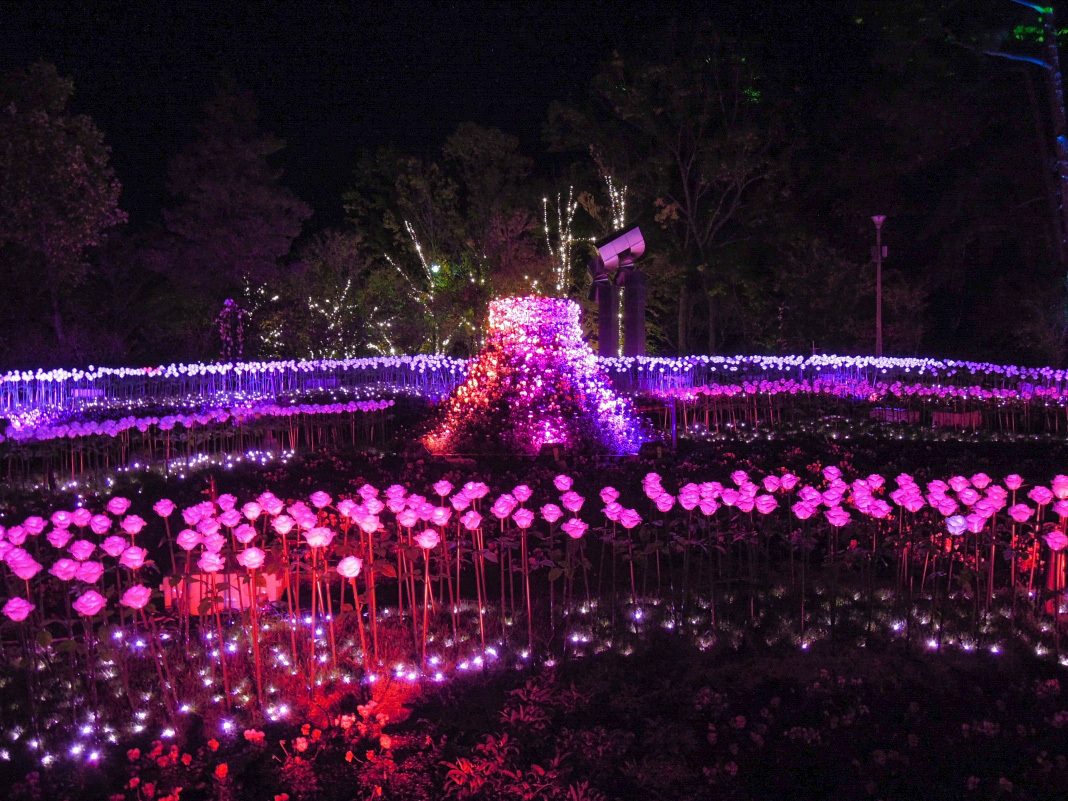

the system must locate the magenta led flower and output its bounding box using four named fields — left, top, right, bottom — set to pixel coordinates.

left=304, top=527, right=335, bottom=549
left=825, top=507, right=851, bottom=527
left=310, top=491, right=332, bottom=509
left=176, top=529, right=201, bottom=551
left=120, top=546, right=148, bottom=570
left=513, top=508, right=535, bottom=529
left=619, top=509, right=642, bottom=530
left=3, top=597, right=35, bottom=622
left=22, top=516, right=45, bottom=536
left=432, top=480, right=453, bottom=498
left=77, top=560, right=104, bottom=583
left=50, top=510, right=73, bottom=529
left=415, top=529, right=440, bottom=550
left=121, top=585, right=152, bottom=609
left=513, top=484, right=533, bottom=503
left=49, top=558, right=80, bottom=581
left=337, top=555, right=363, bottom=578
left=1005, top=474, right=1024, bottom=491
left=46, top=528, right=72, bottom=550
left=460, top=510, right=482, bottom=530
left=554, top=475, right=573, bottom=492
left=1029, top=486, right=1054, bottom=506
left=72, top=590, right=107, bottom=616
left=1008, top=504, right=1033, bottom=523
left=153, top=498, right=176, bottom=518
left=946, top=515, right=967, bottom=536
left=242, top=501, right=263, bottom=521
left=1044, top=530, right=1068, bottom=551
left=121, top=515, right=146, bottom=536
left=219, top=509, right=242, bottom=528
left=197, top=552, right=225, bottom=573
left=237, top=547, right=265, bottom=570
left=561, top=491, right=584, bottom=513
left=561, top=517, right=588, bottom=539
left=68, top=539, right=96, bottom=561
left=106, top=497, right=131, bottom=516
left=272, top=515, right=296, bottom=536
left=72, top=508, right=92, bottom=528
left=89, top=514, right=111, bottom=536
